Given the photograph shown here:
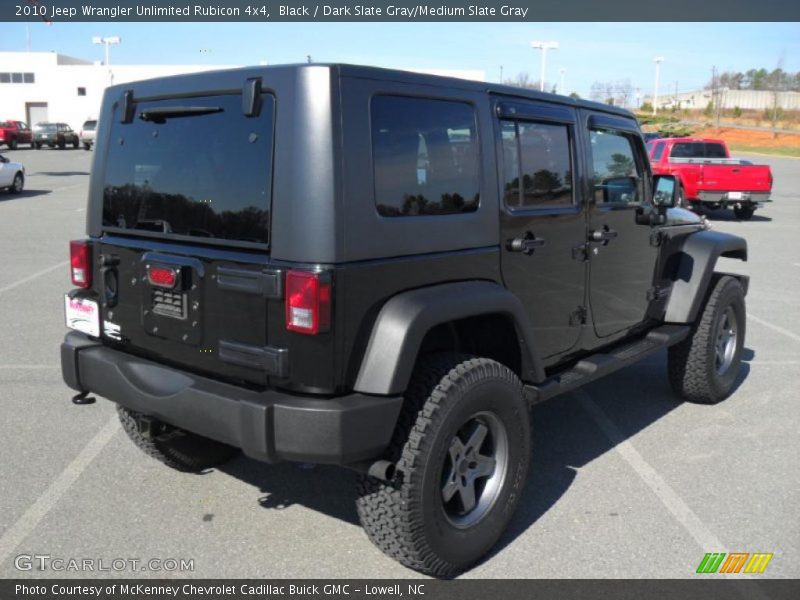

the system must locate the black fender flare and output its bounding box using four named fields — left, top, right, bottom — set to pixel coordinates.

left=665, top=230, right=748, bottom=323
left=353, top=281, right=545, bottom=395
